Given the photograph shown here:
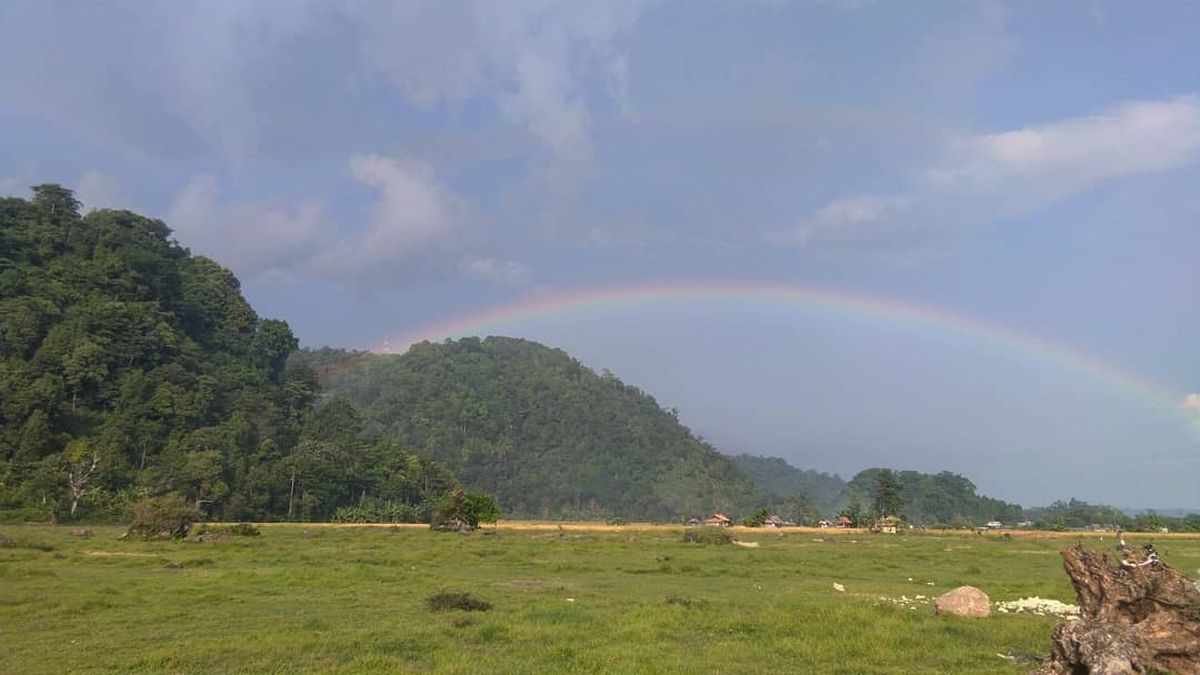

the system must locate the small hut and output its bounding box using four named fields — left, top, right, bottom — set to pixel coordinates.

left=702, top=513, right=731, bottom=527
